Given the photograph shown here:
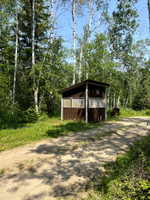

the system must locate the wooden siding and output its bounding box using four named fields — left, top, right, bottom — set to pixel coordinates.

left=88, top=84, right=105, bottom=98
left=63, top=85, right=85, bottom=98
left=88, top=108, right=105, bottom=122
left=63, top=108, right=85, bottom=121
